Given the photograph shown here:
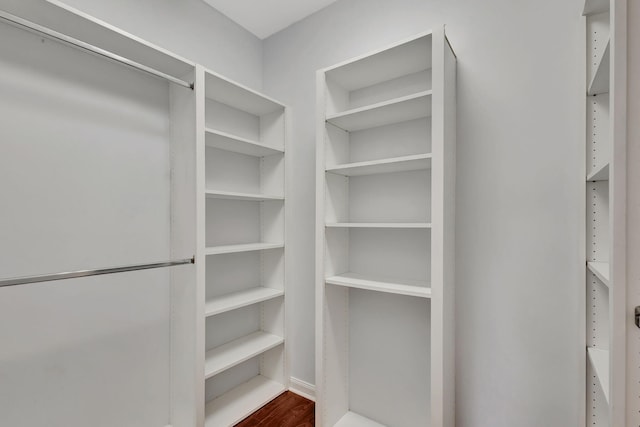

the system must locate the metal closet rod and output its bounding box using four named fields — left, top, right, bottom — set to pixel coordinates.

left=0, top=257, right=195, bottom=288
left=0, top=10, right=194, bottom=90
